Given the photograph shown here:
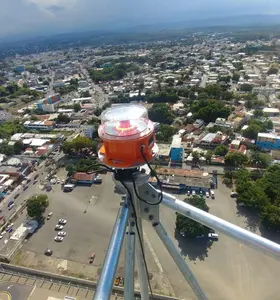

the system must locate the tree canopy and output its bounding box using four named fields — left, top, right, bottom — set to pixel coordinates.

left=27, top=194, right=49, bottom=219
left=235, top=165, right=280, bottom=231
left=66, top=158, right=101, bottom=177
left=148, top=103, right=175, bottom=125
left=243, top=119, right=273, bottom=140
left=0, top=120, right=25, bottom=139
left=146, top=90, right=179, bottom=104
left=88, top=63, right=139, bottom=83
left=62, top=136, right=97, bottom=156
left=224, top=152, right=248, bottom=167
left=176, top=196, right=209, bottom=238
left=56, top=114, right=70, bottom=124
left=214, top=145, right=228, bottom=156
left=191, top=99, right=231, bottom=123
left=156, top=124, right=177, bottom=142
